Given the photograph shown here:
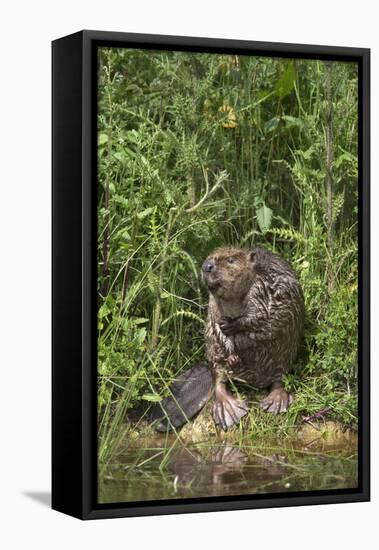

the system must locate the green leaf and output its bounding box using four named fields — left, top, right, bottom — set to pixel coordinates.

left=335, top=151, right=355, bottom=169
left=113, top=151, right=125, bottom=162
left=98, top=304, right=111, bottom=319
left=115, top=228, right=130, bottom=241
left=137, top=207, right=154, bottom=219
left=135, top=327, right=147, bottom=345
left=282, top=115, right=303, bottom=128
left=125, top=129, right=140, bottom=143
left=275, top=61, right=296, bottom=98
left=133, top=318, right=149, bottom=325
left=256, top=204, right=273, bottom=233
left=113, top=194, right=129, bottom=208
left=264, top=116, right=280, bottom=133
left=141, top=393, right=162, bottom=402
left=299, top=146, right=315, bottom=160
left=98, top=134, right=108, bottom=146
